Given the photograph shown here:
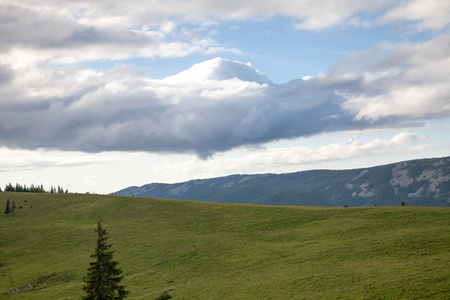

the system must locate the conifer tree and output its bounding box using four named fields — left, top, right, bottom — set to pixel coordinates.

left=83, top=221, right=129, bottom=299
left=5, top=183, right=13, bottom=192
left=4, top=198, right=11, bottom=215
